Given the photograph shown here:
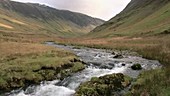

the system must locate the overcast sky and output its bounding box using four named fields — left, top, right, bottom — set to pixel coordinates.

left=11, top=0, right=131, bottom=20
